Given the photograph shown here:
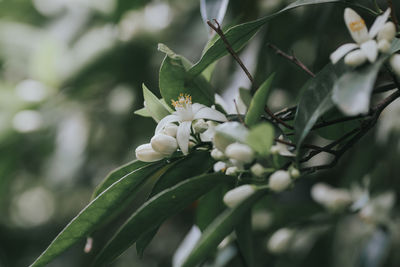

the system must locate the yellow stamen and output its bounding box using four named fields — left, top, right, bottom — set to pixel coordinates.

left=349, top=19, right=365, bottom=32
left=171, top=93, right=192, bottom=108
